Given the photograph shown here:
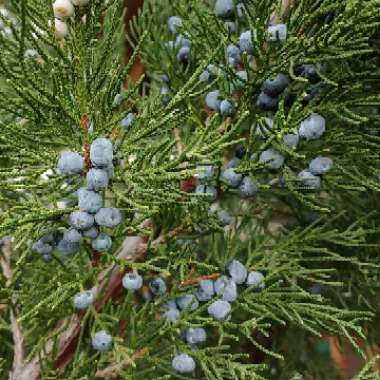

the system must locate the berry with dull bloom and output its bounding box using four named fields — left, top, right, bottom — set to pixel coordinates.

left=239, top=176, right=258, bottom=198
left=149, top=277, right=167, bottom=296
left=214, top=275, right=238, bottom=302
left=208, top=300, right=231, bottom=320
left=195, top=184, right=217, bottom=201
left=246, top=271, right=265, bottom=290
left=73, top=290, right=94, bottom=310
left=58, top=151, right=84, bottom=175
left=215, top=0, right=234, bottom=18
left=309, top=157, right=333, bottom=175
left=121, top=113, right=135, bottom=129
left=172, top=353, right=196, bottom=374
left=222, top=167, right=243, bottom=188
left=82, top=226, right=99, bottom=239
left=236, top=3, right=247, bottom=21
left=218, top=209, right=231, bottom=226
left=32, top=240, right=53, bottom=255
left=205, top=90, right=222, bottom=111
left=297, top=170, right=321, bottom=190
left=224, top=21, right=237, bottom=33
left=167, top=16, right=182, bottom=33
left=78, top=188, right=103, bottom=213
left=185, top=327, right=207, bottom=345
left=86, top=169, right=109, bottom=191
left=261, top=73, right=290, bottom=97
left=239, top=30, right=256, bottom=54
left=122, top=272, right=143, bottom=290
left=163, top=307, right=180, bottom=323
left=256, top=92, right=279, bottom=111
left=267, top=23, right=287, bottom=42
left=283, top=133, right=299, bottom=149
left=177, top=46, right=191, bottom=64
left=90, top=138, right=113, bottom=167
left=195, top=161, right=214, bottom=181
left=94, top=207, right=122, bottom=228
left=259, top=148, right=284, bottom=170
left=226, top=260, right=247, bottom=284
left=298, top=113, right=326, bottom=140
left=54, top=19, right=68, bottom=39
left=70, top=211, right=95, bottom=230
left=91, top=233, right=112, bottom=252
left=195, top=279, right=215, bottom=302
left=220, top=99, right=235, bottom=116
left=63, top=228, right=82, bottom=243
left=177, top=294, right=199, bottom=311
left=92, top=330, right=113, bottom=352
left=57, top=239, right=80, bottom=256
